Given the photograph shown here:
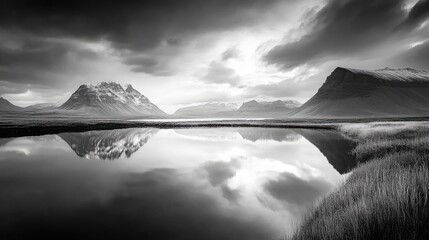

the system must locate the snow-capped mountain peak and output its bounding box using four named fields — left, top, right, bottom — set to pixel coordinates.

left=60, top=82, right=167, bottom=117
